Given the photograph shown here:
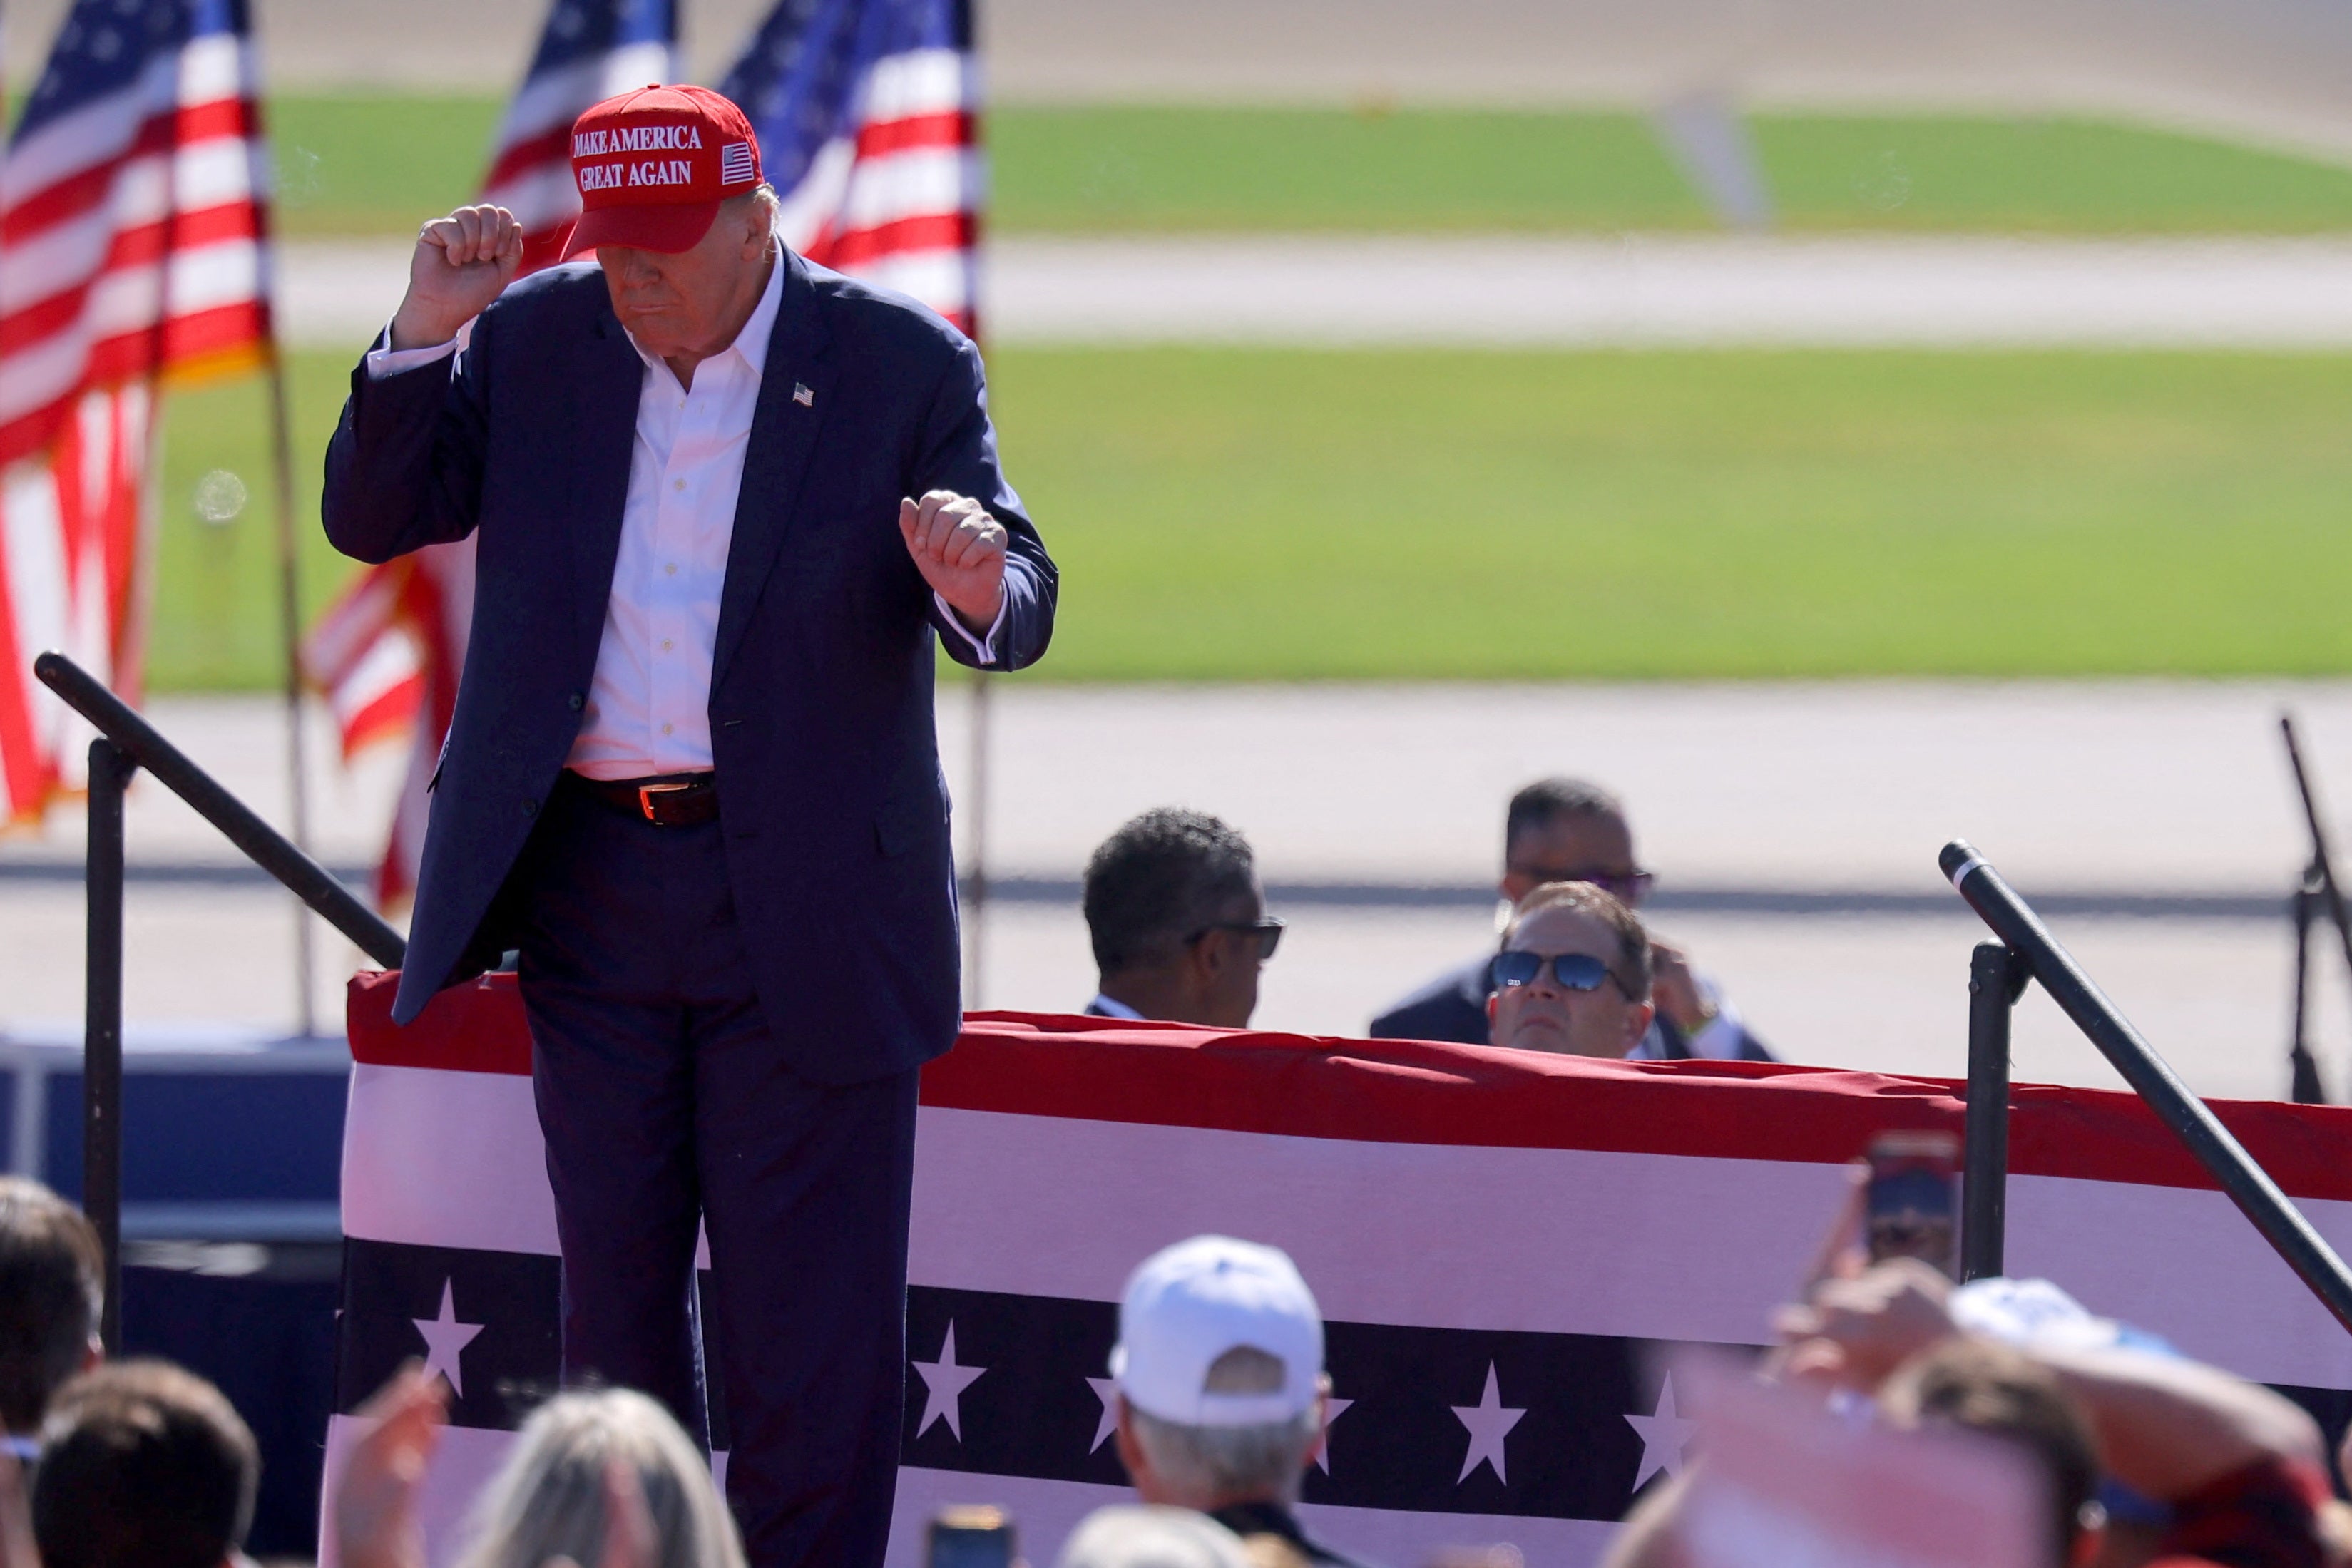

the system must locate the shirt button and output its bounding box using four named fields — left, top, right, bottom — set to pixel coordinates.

left=566, top=692, right=584, bottom=711
left=661, top=722, right=674, bottom=737
left=665, top=563, right=678, bottom=576
left=660, top=639, right=673, bottom=652
left=673, top=478, right=686, bottom=492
